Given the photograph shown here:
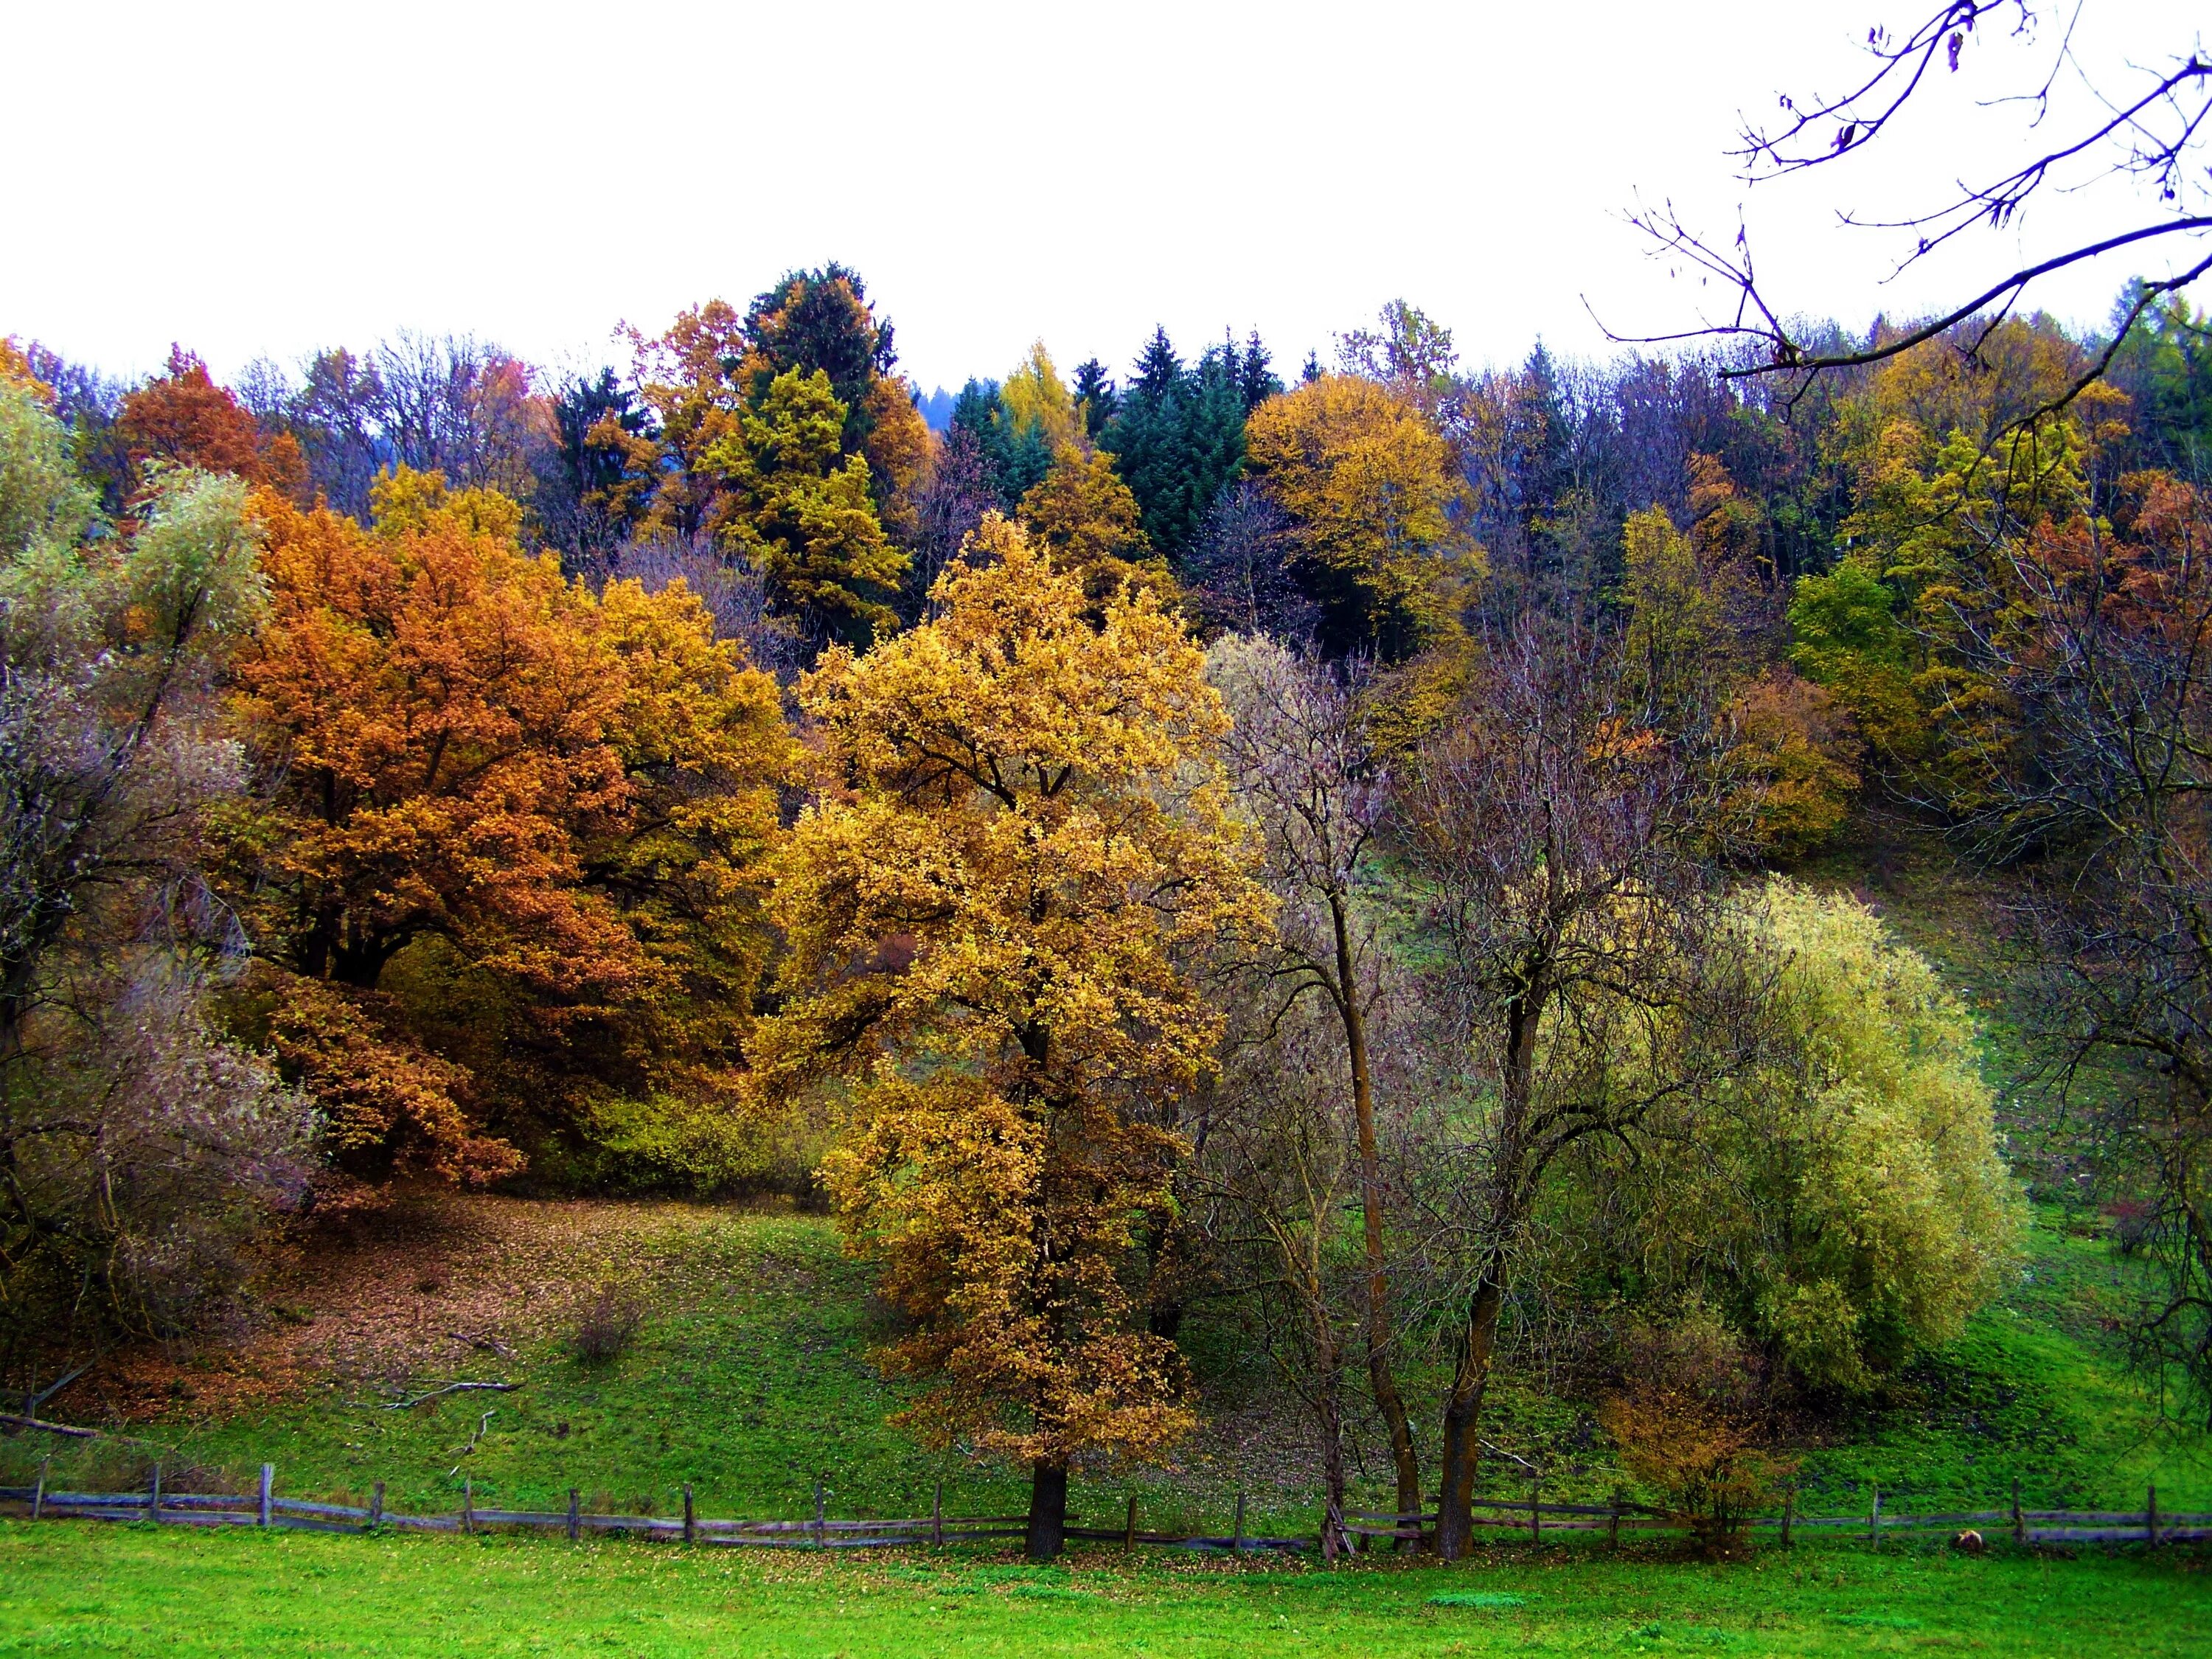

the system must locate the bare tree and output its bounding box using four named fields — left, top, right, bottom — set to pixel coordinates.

left=1397, top=616, right=1768, bottom=1559
left=1197, top=1001, right=1367, bottom=1562
left=1615, top=3, right=2211, bottom=420
left=1210, top=635, right=1424, bottom=1534
left=614, top=532, right=807, bottom=686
